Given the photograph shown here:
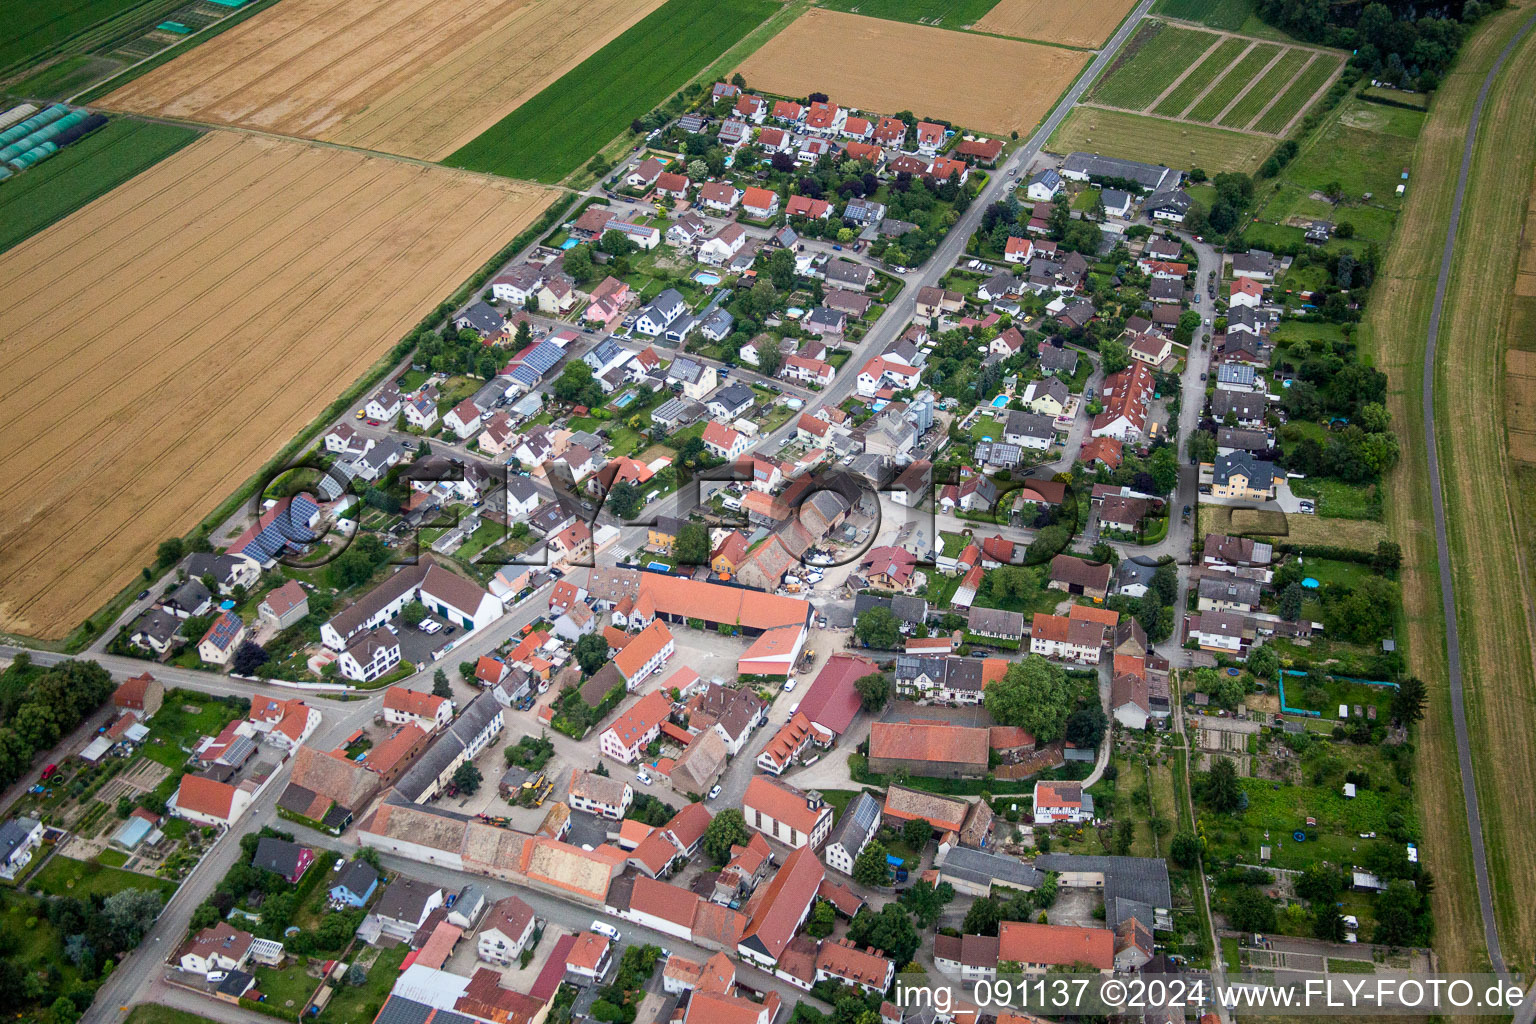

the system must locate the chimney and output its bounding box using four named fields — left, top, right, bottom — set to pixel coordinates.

left=807, top=789, right=823, bottom=810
